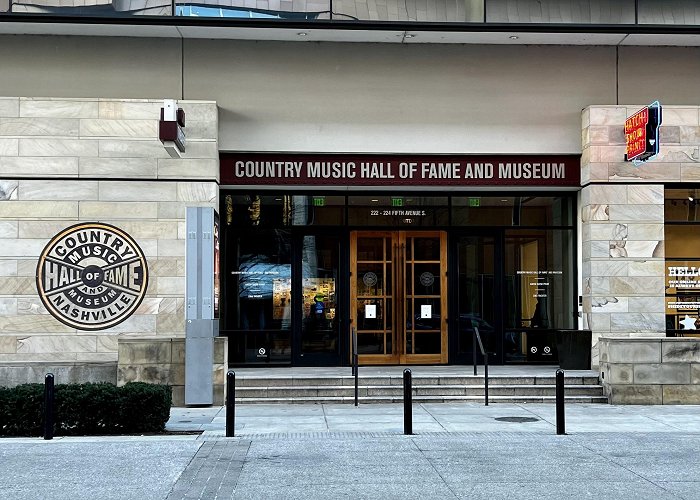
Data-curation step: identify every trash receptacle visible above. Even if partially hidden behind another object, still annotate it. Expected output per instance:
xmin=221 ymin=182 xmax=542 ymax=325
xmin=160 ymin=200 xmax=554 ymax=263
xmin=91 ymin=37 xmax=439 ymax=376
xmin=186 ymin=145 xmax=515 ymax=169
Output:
xmin=556 ymin=329 xmax=592 ymax=370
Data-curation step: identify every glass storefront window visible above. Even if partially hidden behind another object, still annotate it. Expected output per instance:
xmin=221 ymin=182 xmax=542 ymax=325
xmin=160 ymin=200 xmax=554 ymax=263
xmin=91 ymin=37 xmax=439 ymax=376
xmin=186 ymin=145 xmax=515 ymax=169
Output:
xmin=222 ymin=191 xmax=575 ymax=365
xmin=292 ymin=196 xmax=345 ymax=226
xmin=485 ymin=0 xmax=635 ymax=24
xmin=301 ymin=235 xmax=340 ymax=355
xmin=638 ymin=0 xmax=700 ymax=25
xmin=224 ymin=194 xmax=344 ymax=227
xmin=666 ymin=188 xmax=700 ymax=337
xmin=452 ymin=196 xmax=572 ymax=226
xmin=665 ymin=189 xmax=700 ymax=223
xmin=504 ymin=229 xmax=575 ymax=362
xmin=4 ymin=0 xmax=171 ymax=15
xmin=223 ymin=228 xmax=292 ymax=363
xmin=348 ymin=196 xmax=448 ymax=227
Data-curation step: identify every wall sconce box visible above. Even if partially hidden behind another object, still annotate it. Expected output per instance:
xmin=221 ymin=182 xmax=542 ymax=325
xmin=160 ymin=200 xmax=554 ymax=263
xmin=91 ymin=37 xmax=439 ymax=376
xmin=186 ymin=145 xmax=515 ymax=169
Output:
xmin=159 ymin=99 xmax=186 ymax=158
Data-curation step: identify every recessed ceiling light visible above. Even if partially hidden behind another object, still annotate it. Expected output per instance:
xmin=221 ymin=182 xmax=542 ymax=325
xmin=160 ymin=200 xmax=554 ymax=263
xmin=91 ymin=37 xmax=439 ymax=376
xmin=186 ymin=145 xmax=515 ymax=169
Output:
xmin=689 ymin=196 xmax=694 ymax=202
xmin=371 ymin=199 xmax=379 ymax=203
xmin=501 ymin=199 xmax=509 ymax=202
xmin=509 ymin=35 xmax=519 ymax=40
xmin=297 ymin=32 xmax=308 ymax=36
xmin=405 ymin=34 xmax=416 ymax=39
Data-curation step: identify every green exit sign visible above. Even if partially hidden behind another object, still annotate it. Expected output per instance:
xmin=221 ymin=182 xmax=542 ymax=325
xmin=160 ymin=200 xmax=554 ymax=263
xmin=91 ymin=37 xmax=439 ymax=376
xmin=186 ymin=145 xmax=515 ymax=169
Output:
xmin=313 ymin=197 xmax=325 ymax=207
xmin=469 ymin=198 xmax=481 ymax=207
xmin=391 ymin=197 xmax=404 ymax=207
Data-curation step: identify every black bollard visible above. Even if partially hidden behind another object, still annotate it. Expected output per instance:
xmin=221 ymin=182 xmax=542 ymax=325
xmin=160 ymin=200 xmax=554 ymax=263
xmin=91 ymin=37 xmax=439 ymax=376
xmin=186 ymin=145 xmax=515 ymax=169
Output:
xmin=556 ymin=369 xmax=565 ymax=435
xmin=43 ymin=373 xmax=54 ymax=440
xmin=226 ymin=370 xmax=236 ymax=438
xmin=403 ymin=369 xmax=412 ymax=435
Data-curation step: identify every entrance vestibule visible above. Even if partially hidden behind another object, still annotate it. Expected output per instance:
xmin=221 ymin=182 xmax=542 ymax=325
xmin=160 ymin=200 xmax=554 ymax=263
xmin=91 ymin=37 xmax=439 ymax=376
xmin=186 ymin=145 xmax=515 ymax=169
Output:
xmin=220 ymin=192 xmax=576 ymax=367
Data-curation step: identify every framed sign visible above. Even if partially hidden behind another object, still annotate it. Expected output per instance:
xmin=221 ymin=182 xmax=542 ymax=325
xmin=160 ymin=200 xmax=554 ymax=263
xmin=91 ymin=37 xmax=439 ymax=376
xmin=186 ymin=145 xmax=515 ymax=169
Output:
xmin=625 ymin=101 xmax=662 ymax=164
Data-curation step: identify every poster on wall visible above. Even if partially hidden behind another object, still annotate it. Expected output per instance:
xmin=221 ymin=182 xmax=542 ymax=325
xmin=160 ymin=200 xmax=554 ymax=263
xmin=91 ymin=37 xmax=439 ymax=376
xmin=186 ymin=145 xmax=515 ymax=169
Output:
xmin=36 ymin=222 xmax=148 ymax=331
xmin=666 ymin=263 xmax=700 ymax=332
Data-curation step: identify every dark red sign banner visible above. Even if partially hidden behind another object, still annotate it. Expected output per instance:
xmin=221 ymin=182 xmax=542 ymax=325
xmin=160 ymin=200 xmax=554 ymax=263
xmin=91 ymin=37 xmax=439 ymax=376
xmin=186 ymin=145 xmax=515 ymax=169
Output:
xmin=220 ymin=154 xmax=581 ymax=187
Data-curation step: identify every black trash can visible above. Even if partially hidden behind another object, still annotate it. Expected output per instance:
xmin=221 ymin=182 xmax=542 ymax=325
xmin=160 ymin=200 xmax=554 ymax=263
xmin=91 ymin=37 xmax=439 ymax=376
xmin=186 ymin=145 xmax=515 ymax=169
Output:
xmin=556 ymin=329 xmax=592 ymax=370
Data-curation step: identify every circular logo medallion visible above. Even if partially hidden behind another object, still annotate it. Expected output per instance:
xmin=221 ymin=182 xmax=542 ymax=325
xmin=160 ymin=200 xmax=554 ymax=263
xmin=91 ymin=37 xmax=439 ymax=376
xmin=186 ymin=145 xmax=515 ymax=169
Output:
xmin=36 ymin=222 xmax=148 ymax=331
xmin=419 ymin=272 xmax=435 ymax=287
xmin=363 ymin=272 xmax=378 ymax=288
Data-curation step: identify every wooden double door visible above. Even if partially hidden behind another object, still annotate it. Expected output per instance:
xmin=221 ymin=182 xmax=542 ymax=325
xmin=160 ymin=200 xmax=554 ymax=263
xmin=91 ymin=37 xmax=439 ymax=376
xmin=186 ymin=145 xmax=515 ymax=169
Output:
xmin=350 ymin=231 xmax=448 ymax=364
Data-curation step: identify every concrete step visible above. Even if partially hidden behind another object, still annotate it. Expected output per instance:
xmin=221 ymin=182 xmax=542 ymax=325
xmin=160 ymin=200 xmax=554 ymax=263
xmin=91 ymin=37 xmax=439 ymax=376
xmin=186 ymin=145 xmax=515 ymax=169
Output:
xmin=235 ymin=395 xmax=609 ymax=404
xmin=235 ymin=375 xmax=601 ymax=387
xmin=236 ymin=384 xmax=603 ymax=399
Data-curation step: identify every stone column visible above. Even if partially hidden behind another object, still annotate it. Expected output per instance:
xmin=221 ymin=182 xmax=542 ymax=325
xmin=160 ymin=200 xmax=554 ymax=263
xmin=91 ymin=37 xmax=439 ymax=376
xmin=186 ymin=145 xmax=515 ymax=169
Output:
xmin=581 ymin=106 xmax=675 ymax=369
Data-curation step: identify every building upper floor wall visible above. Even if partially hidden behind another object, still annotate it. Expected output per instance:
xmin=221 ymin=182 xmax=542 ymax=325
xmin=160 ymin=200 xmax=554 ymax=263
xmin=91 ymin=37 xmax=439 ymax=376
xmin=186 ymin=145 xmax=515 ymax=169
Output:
xmin=2 ymin=0 xmax=699 ymax=26
xmin=2 ymin=37 xmax=699 ymax=154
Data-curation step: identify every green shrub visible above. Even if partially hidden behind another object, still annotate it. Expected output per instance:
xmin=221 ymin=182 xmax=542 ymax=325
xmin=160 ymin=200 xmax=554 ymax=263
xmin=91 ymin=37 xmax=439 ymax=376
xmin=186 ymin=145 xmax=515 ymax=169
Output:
xmin=0 ymin=382 xmax=171 ymax=437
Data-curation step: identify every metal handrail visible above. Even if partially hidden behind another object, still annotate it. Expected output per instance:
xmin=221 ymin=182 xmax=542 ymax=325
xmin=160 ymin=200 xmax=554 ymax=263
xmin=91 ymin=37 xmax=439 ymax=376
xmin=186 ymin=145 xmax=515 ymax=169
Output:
xmin=472 ymin=325 xmax=488 ymax=406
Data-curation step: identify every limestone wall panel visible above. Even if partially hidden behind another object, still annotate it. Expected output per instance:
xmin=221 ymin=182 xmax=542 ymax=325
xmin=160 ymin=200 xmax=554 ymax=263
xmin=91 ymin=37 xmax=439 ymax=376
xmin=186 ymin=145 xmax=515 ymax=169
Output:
xmin=79 ymin=157 xmax=158 ymax=178
xmin=0 ymin=98 xmax=218 ymax=379
xmin=20 ymin=99 xmax=99 ymax=119
xmin=0 ymin=139 xmax=19 ymax=156
xmin=19 ymin=138 xmax=98 ymax=157
xmin=19 ymin=180 xmax=99 ymax=201
xmin=0 ymin=157 xmax=79 ymax=177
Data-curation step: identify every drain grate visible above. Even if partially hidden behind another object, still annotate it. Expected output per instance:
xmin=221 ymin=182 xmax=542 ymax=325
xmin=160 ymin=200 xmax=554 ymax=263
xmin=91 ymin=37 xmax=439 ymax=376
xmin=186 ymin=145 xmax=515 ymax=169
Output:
xmin=494 ymin=416 xmax=540 ymax=423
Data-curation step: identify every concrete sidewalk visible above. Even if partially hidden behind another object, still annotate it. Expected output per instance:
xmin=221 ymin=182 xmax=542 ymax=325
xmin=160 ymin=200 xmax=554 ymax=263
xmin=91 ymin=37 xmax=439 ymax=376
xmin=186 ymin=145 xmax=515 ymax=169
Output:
xmin=167 ymin=403 xmax=700 ymax=436
xmin=3 ymin=404 xmax=700 ymax=500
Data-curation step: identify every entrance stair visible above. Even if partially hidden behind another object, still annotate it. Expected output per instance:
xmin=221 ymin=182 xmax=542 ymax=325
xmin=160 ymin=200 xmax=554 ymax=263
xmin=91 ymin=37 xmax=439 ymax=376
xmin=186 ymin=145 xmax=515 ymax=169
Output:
xmin=232 ymin=366 xmax=607 ymax=404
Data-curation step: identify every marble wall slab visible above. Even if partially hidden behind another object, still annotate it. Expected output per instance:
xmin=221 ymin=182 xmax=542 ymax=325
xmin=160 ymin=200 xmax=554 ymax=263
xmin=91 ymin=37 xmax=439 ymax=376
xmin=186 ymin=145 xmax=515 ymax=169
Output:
xmin=0 ymin=98 xmax=218 ymax=383
xmin=582 ymin=106 xmax=700 ymax=373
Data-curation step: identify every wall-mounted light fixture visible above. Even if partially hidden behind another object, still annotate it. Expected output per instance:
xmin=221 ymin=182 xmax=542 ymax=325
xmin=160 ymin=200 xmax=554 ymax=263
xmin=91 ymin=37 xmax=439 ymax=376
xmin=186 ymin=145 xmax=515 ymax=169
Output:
xmin=159 ymin=99 xmax=186 ymax=158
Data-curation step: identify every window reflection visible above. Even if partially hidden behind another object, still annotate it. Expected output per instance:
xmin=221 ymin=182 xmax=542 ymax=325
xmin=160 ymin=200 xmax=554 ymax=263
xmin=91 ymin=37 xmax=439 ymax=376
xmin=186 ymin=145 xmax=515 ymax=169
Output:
xmin=666 ymin=188 xmax=700 ymax=338
xmin=301 ymin=235 xmax=339 ymax=355
xmin=486 ymin=0 xmax=634 ymax=23
xmin=453 ymin=196 xmax=571 ymax=226
xmin=224 ymin=229 xmax=292 ymax=363
xmin=6 ymin=0 xmax=171 ymax=15
xmin=638 ymin=0 xmax=700 ymax=25
xmin=504 ymin=229 xmax=574 ymax=362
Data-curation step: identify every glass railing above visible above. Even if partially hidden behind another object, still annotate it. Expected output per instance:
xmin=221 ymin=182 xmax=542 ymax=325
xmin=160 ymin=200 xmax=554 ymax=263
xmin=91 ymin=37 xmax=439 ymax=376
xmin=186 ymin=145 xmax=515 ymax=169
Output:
xmin=3 ymin=0 xmax=171 ymax=15
xmin=1 ymin=0 xmax=698 ymax=27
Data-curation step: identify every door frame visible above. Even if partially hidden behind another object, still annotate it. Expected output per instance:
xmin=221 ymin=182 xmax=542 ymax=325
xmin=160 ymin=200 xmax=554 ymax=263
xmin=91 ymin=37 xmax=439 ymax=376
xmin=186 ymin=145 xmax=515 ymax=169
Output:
xmin=350 ymin=230 xmax=448 ymax=365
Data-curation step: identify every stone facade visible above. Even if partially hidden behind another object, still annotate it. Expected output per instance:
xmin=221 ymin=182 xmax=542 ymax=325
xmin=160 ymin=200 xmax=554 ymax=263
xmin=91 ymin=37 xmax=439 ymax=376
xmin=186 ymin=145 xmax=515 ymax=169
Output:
xmin=117 ymin=336 xmax=228 ymax=406
xmin=599 ymin=337 xmax=700 ymax=404
xmin=0 ymin=97 xmax=218 ymax=386
xmin=581 ymin=105 xmax=700 ymax=370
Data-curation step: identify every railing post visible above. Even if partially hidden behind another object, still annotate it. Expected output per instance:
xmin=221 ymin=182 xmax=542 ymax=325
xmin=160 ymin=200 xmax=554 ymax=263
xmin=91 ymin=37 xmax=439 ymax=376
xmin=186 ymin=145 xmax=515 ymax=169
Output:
xmin=403 ymin=368 xmax=412 ymax=435
xmin=484 ymin=352 xmax=489 ymax=406
xmin=226 ymin=370 xmax=235 ymax=438
xmin=472 ymin=328 xmax=477 ymax=376
xmin=43 ymin=373 xmax=54 ymax=440
xmin=353 ymin=327 xmax=359 ymax=407
xmin=556 ymin=368 xmax=565 ymax=435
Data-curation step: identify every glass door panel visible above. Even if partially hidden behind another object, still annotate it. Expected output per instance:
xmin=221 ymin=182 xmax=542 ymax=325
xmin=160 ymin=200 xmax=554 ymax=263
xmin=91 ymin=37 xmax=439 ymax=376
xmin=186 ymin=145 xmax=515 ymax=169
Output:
xmin=351 ymin=231 xmax=447 ymax=365
xmin=456 ymin=235 xmax=500 ymax=363
xmin=300 ymin=235 xmax=339 ymax=358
